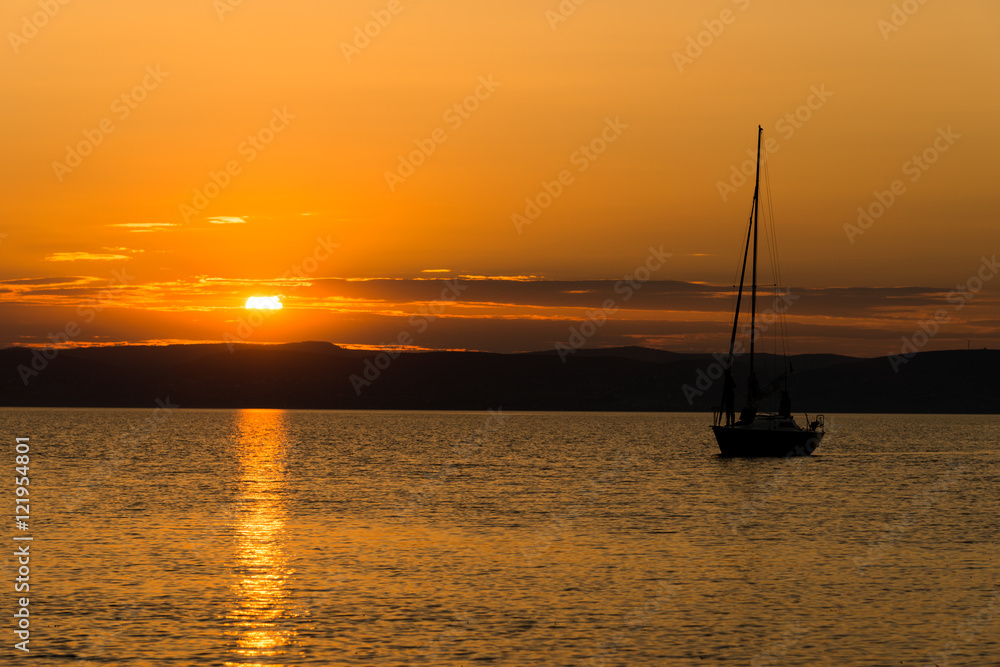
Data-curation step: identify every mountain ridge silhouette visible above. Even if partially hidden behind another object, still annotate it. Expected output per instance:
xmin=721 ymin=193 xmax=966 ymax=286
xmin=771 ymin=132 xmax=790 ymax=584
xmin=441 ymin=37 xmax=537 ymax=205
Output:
xmin=1 ymin=343 xmax=996 ymax=413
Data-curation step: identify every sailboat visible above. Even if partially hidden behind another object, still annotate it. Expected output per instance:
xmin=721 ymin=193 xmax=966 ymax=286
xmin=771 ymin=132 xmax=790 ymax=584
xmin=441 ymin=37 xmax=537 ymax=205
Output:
xmin=711 ymin=126 xmax=825 ymax=457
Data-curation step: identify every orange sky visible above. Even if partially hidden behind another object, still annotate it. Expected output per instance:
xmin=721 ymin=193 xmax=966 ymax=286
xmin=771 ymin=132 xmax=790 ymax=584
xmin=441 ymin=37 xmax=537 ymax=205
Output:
xmin=2 ymin=0 xmax=998 ymax=356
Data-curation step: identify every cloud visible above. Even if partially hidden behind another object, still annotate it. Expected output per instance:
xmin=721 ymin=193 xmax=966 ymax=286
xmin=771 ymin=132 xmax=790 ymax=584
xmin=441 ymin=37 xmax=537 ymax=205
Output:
xmin=456 ymin=275 xmax=545 ymax=282
xmin=109 ymin=223 xmax=178 ymax=232
xmin=0 ymin=276 xmax=88 ymax=286
xmin=207 ymin=216 xmax=246 ymax=225
xmin=45 ymin=252 xmax=130 ymax=262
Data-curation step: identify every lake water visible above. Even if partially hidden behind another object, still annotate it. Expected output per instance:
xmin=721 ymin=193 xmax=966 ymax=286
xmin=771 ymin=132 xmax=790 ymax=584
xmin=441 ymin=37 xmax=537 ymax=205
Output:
xmin=3 ymin=409 xmax=998 ymax=666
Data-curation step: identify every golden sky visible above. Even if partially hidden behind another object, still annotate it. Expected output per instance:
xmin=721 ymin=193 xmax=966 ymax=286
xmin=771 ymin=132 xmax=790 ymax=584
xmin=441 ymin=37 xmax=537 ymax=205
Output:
xmin=1 ymin=0 xmax=998 ymax=355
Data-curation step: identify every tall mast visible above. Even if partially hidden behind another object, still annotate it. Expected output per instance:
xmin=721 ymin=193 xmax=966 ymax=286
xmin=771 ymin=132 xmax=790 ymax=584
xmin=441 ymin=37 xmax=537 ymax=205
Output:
xmin=748 ymin=125 xmax=762 ymax=405
xmin=725 ymin=207 xmax=753 ymax=369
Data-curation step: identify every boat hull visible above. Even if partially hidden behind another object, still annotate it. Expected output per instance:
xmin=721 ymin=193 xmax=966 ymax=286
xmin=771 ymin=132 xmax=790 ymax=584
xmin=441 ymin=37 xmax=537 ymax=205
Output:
xmin=712 ymin=425 xmax=823 ymax=458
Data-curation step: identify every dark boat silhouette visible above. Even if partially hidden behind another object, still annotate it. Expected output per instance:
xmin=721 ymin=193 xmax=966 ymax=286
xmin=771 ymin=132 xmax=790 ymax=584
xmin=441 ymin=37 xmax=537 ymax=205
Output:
xmin=711 ymin=126 xmax=825 ymax=457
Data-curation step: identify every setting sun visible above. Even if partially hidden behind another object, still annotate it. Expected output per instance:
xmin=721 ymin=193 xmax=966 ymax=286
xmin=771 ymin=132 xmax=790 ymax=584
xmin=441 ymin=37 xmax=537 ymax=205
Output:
xmin=246 ymin=296 xmax=283 ymax=310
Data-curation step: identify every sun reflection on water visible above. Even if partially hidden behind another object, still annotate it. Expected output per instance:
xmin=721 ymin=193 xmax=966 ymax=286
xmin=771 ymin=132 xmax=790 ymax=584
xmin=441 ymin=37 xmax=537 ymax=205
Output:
xmin=223 ymin=409 xmax=299 ymax=666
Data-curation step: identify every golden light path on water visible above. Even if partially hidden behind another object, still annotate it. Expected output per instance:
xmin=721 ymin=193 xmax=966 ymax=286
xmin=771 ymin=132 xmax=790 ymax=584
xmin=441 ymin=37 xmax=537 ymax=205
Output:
xmin=224 ymin=409 xmax=298 ymax=666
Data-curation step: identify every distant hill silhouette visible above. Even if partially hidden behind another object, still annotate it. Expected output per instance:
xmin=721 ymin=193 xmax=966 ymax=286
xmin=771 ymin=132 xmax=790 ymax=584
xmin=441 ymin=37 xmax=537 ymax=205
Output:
xmin=0 ymin=343 xmax=996 ymax=413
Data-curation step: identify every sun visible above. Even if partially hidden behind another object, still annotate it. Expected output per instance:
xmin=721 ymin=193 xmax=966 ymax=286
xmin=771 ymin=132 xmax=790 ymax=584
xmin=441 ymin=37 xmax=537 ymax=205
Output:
xmin=245 ymin=296 xmax=283 ymax=310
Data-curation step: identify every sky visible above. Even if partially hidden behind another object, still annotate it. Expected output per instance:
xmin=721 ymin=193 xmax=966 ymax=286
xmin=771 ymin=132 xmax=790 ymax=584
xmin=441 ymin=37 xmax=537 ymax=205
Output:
xmin=1 ymin=0 xmax=998 ymax=356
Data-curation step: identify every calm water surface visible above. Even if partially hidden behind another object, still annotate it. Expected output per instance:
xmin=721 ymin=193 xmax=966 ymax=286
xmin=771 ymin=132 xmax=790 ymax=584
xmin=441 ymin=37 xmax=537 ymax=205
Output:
xmin=3 ymin=409 xmax=998 ymax=666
